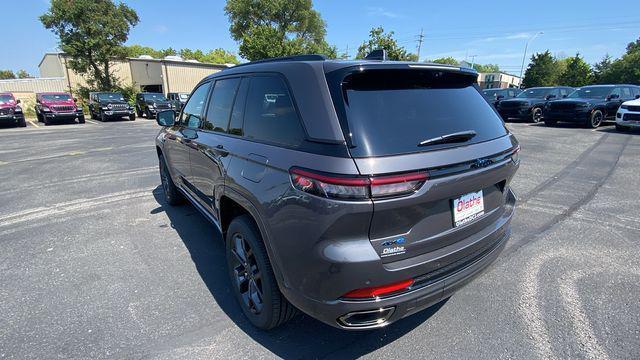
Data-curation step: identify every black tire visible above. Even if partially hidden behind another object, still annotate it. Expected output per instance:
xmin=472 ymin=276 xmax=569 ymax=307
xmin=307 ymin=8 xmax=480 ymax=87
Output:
xmin=129 ymin=114 xmax=136 ymax=121
xmin=18 ymin=118 xmax=27 ymax=127
xmin=615 ymin=124 xmax=628 ymax=132
xmin=90 ymin=109 xmax=95 ymax=120
xmin=136 ymin=106 xmax=143 ymax=117
xmin=78 ymin=116 xmax=85 ymax=124
xmin=544 ymin=119 xmax=557 ymax=127
xmin=226 ymin=215 xmax=297 ymax=330
xmin=36 ymin=112 xmax=42 ymax=122
xmin=159 ymin=154 xmax=183 ymax=206
xmin=587 ymin=110 xmax=603 ymax=129
xmin=100 ymin=112 xmax=107 ymax=122
xmin=145 ymin=108 xmax=154 ymax=119
xmin=44 ymin=116 xmax=51 ymax=126
xmin=531 ymin=107 xmax=543 ymax=123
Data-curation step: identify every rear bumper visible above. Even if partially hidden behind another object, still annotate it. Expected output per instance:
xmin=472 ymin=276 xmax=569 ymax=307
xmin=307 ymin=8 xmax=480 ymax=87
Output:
xmin=282 ymin=188 xmax=516 ymax=330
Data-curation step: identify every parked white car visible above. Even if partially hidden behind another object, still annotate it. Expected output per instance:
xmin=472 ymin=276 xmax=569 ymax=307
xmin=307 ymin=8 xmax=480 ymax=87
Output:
xmin=616 ymin=98 xmax=640 ymax=131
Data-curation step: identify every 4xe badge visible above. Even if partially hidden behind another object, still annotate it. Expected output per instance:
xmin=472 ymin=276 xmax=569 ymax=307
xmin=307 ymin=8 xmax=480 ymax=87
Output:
xmin=380 ymin=237 xmax=406 ymax=257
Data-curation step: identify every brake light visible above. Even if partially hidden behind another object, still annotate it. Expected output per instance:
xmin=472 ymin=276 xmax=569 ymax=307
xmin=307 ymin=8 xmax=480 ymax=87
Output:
xmin=289 ymin=168 xmax=428 ymax=200
xmin=342 ymin=279 xmax=414 ymax=299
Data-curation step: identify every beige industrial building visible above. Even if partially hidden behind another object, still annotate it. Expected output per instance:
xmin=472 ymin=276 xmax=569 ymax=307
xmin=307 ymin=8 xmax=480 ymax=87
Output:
xmin=477 ymin=72 xmax=522 ymax=89
xmin=38 ymin=53 xmax=230 ymax=95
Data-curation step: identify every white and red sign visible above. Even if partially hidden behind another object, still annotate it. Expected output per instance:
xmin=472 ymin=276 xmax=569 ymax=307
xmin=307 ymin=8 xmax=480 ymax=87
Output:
xmin=453 ymin=190 xmax=485 ymax=227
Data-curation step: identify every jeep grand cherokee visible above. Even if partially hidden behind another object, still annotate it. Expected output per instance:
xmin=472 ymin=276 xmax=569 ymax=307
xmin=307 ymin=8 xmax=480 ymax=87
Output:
xmin=154 ymin=53 xmax=520 ymax=330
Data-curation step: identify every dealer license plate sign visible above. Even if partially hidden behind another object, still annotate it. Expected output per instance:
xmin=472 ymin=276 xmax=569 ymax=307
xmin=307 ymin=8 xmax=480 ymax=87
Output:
xmin=452 ymin=190 xmax=485 ymax=227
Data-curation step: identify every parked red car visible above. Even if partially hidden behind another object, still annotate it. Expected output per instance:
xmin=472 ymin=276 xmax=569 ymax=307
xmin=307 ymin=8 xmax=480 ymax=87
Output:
xmin=0 ymin=92 xmax=26 ymax=127
xmin=35 ymin=92 xmax=85 ymax=125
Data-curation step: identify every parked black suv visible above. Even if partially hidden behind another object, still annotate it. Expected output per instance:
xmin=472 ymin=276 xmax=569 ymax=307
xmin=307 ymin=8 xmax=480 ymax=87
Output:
xmin=497 ymin=86 xmax=573 ymax=123
xmin=482 ymin=88 xmax=521 ymax=107
xmin=154 ymin=54 xmax=520 ymax=330
xmin=135 ymin=92 xmax=174 ymax=119
xmin=89 ymin=92 xmax=136 ymax=121
xmin=167 ymin=92 xmax=189 ymax=112
xmin=544 ymin=84 xmax=640 ymax=128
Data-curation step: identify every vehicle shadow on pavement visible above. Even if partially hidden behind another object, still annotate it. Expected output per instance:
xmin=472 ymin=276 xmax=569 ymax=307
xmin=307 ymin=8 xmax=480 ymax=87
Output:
xmin=152 ymin=187 xmax=447 ymax=359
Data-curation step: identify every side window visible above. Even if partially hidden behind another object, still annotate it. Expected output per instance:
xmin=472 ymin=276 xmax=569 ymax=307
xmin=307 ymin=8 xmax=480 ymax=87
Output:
xmin=203 ymin=78 xmax=241 ymax=133
xmin=610 ymin=87 xmax=622 ymax=98
xmin=622 ymin=87 xmax=632 ymax=99
xmin=180 ymin=82 xmax=211 ymax=128
xmin=243 ymin=75 xmax=305 ymax=147
xmin=633 ymin=87 xmax=640 ymax=98
xmin=560 ymin=88 xmax=569 ymax=97
xmin=229 ymin=78 xmax=249 ymax=136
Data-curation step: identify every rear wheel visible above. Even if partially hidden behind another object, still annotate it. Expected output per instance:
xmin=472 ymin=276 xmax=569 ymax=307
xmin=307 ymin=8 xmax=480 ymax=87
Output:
xmin=531 ymin=107 xmax=543 ymax=123
xmin=544 ymin=119 xmax=557 ymax=127
xmin=587 ymin=110 xmax=603 ymax=128
xmin=18 ymin=118 xmax=26 ymax=127
xmin=226 ymin=215 xmax=297 ymax=330
xmin=129 ymin=114 xmax=136 ymax=121
xmin=78 ymin=116 xmax=85 ymax=124
xmin=159 ymin=154 xmax=183 ymax=206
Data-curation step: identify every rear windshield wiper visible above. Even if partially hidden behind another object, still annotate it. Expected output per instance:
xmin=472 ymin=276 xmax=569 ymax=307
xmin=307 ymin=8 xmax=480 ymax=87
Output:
xmin=418 ymin=130 xmax=477 ymax=147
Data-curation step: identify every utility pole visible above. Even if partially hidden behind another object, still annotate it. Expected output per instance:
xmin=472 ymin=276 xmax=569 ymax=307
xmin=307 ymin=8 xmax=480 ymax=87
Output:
xmin=345 ymin=44 xmax=349 ymax=60
xmin=416 ymin=28 xmax=424 ymax=60
xmin=469 ymin=54 xmax=478 ymax=69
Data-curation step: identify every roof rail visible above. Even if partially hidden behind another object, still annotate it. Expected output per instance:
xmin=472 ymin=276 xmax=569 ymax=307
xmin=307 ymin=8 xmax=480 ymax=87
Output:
xmin=227 ymin=54 xmax=328 ymax=69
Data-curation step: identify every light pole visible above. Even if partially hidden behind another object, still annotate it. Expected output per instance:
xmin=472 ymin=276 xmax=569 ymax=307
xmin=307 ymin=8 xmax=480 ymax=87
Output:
xmin=519 ymin=31 xmax=543 ymax=83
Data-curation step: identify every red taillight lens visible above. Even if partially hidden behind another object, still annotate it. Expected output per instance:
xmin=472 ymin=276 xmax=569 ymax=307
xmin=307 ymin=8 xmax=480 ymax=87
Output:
xmin=342 ymin=279 xmax=414 ymax=299
xmin=289 ymin=168 xmax=428 ymax=200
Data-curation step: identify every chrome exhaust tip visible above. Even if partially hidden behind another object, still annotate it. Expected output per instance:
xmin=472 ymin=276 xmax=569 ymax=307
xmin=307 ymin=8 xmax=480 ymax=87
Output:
xmin=337 ymin=307 xmax=395 ymax=329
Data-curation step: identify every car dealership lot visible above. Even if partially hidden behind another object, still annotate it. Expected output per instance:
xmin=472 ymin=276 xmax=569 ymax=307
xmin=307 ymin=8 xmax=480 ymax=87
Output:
xmin=0 ymin=121 xmax=638 ymax=359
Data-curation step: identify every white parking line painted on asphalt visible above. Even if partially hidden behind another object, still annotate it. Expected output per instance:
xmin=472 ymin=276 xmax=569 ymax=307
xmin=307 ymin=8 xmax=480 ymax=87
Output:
xmin=28 ymin=120 xmax=39 ymax=128
xmin=86 ymin=119 xmax=100 ymax=125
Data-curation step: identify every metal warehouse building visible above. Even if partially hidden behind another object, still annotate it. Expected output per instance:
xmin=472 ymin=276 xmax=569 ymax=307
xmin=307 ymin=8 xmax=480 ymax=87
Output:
xmin=38 ymin=53 xmax=231 ymax=95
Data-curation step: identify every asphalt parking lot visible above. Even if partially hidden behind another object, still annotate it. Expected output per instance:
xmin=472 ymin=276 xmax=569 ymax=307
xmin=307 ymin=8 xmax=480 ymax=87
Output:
xmin=0 ymin=118 xmax=638 ymax=359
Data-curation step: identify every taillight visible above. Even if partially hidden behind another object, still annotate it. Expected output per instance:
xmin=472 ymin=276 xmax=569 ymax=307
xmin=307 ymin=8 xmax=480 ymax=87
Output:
xmin=342 ymin=279 xmax=414 ymax=299
xmin=289 ymin=168 xmax=428 ymax=200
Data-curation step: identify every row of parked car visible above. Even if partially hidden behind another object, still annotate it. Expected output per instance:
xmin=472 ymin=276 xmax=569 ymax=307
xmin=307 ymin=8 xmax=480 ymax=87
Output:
xmin=483 ymin=84 xmax=640 ymax=130
xmin=0 ymin=90 xmax=191 ymax=127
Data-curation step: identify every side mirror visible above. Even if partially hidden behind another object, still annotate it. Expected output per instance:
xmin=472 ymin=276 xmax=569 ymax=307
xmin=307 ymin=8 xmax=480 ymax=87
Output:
xmin=73 ymin=98 xmax=78 ymax=102
xmin=546 ymin=94 xmax=557 ymax=100
xmin=16 ymin=99 xmax=21 ymax=104
xmin=607 ymin=94 xmax=620 ymax=101
xmin=635 ymin=94 xmax=640 ymax=99
xmin=156 ymin=110 xmax=176 ymax=127
xmin=496 ymin=95 xmax=505 ymax=100
xmin=562 ymin=94 xmax=568 ymax=98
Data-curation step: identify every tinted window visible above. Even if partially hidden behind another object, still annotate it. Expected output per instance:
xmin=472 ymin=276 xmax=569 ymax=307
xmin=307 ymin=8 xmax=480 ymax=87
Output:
xmin=560 ymin=88 xmax=570 ymax=97
xmin=243 ymin=76 xmax=305 ymax=147
xmin=332 ymin=69 xmax=508 ymax=157
xmin=622 ymin=87 xmax=632 ymax=98
xmin=568 ymin=87 xmax=612 ymax=99
xmin=180 ymin=82 xmax=211 ymax=128
xmin=203 ymin=78 xmax=240 ymax=133
xmin=229 ymin=78 xmax=249 ymax=136
xmin=633 ymin=87 xmax=640 ymax=98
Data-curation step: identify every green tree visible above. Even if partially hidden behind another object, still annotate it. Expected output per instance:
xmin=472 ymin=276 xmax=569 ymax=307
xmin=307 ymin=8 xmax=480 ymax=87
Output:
xmin=474 ymin=63 xmax=500 ymax=73
xmin=558 ymin=53 xmax=592 ymax=86
xmin=40 ymin=0 xmax=139 ymax=91
xmin=225 ymin=0 xmax=336 ymax=61
xmin=356 ymin=27 xmax=418 ymax=61
xmin=430 ymin=57 xmax=459 ymax=65
xmin=0 ymin=70 xmax=16 ymax=79
xmin=124 ymin=45 xmax=165 ymax=59
xmin=604 ymin=40 xmax=640 ymax=84
xmin=522 ymin=51 xmax=561 ymax=88
xmin=592 ymin=54 xmax=612 ymax=84
xmin=16 ymin=70 xmax=33 ymax=79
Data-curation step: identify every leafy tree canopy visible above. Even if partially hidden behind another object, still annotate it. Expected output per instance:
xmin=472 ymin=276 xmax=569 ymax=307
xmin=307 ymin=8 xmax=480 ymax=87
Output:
xmin=558 ymin=53 xmax=592 ymax=87
xmin=40 ymin=0 xmax=139 ymax=91
xmin=430 ymin=57 xmax=459 ymax=65
xmin=124 ymin=46 xmax=239 ymax=64
xmin=522 ymin=51 xmax=562 ymax=88
xmin=0 ymin=70 xmax=16 ymax=80
xmin=17 ymin=70 xmax=33 ymax=79
xmin=357 ymin=27 xmax=418 ymax=61
xmin=225 ymin=0 xmax=336 ymax=60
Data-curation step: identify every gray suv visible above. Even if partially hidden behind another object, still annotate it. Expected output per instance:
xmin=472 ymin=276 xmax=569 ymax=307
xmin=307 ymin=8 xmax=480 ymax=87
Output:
xmin=154 ymin=54 xmax=520 ymax=330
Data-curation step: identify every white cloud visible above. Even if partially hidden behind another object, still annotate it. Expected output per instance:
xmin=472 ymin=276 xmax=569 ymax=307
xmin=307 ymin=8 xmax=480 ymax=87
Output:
xmin=479 ymin=32 xmax=532 ymax=43
xmin=366 ymin=6 xmax=402 ymax=18
xmin=153 ymin=25 xmax=168 ymax=33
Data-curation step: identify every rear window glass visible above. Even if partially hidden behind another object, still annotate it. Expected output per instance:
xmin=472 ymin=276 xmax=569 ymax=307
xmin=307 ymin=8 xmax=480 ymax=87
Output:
xmin=331 ymin=69 xmax=508 ymax=157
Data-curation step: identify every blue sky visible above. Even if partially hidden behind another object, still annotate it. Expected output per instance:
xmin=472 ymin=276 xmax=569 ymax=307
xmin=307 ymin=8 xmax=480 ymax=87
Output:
xmin=2 ymin=0 xmax=639 ymax=76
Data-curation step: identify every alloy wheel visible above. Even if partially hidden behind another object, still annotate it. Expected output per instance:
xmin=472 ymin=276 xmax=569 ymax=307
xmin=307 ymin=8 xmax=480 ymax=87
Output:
xmin=592 ymin=112 xmax=603 ymax=127
xmin=532 ymin=108 xmax=542 ymax=123
xmin=230 ymin=233 xmax=264 ymax=314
